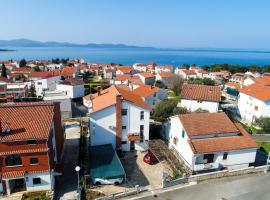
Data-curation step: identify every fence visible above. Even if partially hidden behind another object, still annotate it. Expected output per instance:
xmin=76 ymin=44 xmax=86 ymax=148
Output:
xmin=163 ymin=165 xmax=267 ymax=187
xmin=94 ymin=186 xmax=149 ymax=200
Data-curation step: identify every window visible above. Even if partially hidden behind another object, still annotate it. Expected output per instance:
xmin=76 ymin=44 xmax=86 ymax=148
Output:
xmin=5 ymin=155 xmax=22 ymax=166
xmin=140 ymin=125 xmax=144 ymax=137
xmin=197 ymin=100 xmax=202 ymax=103
xmin=223 ymin=152 xmax=228 ymax=160
xmin=254 ymin=106 xmax=258 ymax=111
xmin=182 ymin=130 xmax=185 ymax=138
xmin=173 ymin=137 xmax=178 ymax=145
xmin=37 ymin=82 xmax=42 ymax=85
xmin=122 ymin=125 xmax=126 ymax=130
xmin=203 ymin=154 xmax=214 ymax=164
xmin=30 ymin=158 xmax=39 ymax=165
xmin=140 ymin=111 xmax=144 ymax=120
xmin=121 ymin=109 xmax=127 ymax=116
xmin=121 ymin=141 xmax=127 ymax=144
xmin=33 ymin=178 xmax=41 ymax=185
xmin=27 ymin=140 xmax=37 ymax=145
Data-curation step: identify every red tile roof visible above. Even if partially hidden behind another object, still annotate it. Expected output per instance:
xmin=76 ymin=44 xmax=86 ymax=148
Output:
xmin=188 ymin=123 xmax=257 ymax=154
xmin=0 ymin=102 xmax=55 ymax=141
xmin=83 ymin=85 xmax=150 ymax=113
xmin=239 ymin=83 xmax=270 ymax=101
xmin=139 ymin=72 xmax=155 ymax=78
xmin=181 ymin=84 xmax=221 ymax=102
xmin=29 ymin=71 xmax=54 ymax=78
xmin=117 ymin=66 xmax=134 ymax=73
xmin=252 ymin=76 xmax=270 ymax=86
xmin=0 ymin=76 xmax=8 ymax=83
xmin=0 ymin=147 xmax=48 ymax=156
xmin=2 ymin=170 xmax=25 ymax=179
xmin=183 ymin=70 xmax=197 ymax=75
xmin=133 ymin=85 xmax=158 ymax=98
xmin=225 ymin=82 xmax=240 ymax=90
xmin=11 ymin=68 xmax=31 ymax=73
xmin=179 ymin=112 xmax=239 ymax=137
xmin=159 ymin=72 xmax=172 ymax=78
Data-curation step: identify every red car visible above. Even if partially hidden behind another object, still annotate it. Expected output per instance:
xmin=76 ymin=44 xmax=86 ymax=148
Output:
xmin=143 ymin=151 xmax=158 ymax=165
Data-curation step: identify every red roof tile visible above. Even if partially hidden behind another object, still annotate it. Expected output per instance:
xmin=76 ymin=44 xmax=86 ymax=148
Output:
xmin=2 ymin=171 xmax=25 ymax=179
xmin=179 ymin=112 xmax=239 ymax=137
xmin=239 ymin=83 xmax=270 ymax=101
xmin=188 ymin=123 xmax=257 ymax=154
xmin=181 ymin=84 xmax=221 ymax=102
xmin=0 ymin=102 xmax=55 ymax=141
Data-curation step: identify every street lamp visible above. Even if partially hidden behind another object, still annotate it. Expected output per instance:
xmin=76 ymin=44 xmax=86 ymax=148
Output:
xmin=75 ymin=166 xmax=81 ymax=200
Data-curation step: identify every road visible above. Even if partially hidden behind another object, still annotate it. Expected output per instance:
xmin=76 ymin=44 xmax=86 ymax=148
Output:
xmin=252 ymin=134 xmax=270 ymax=142
xmin=132 ymin=173 xmax=270 ymax=200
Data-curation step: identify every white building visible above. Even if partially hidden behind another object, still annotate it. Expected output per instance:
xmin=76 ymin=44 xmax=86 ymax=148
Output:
xmin=56 ymin=78 xmax=84 ymax=99
xmin=133 ymin=63 xmax=147 ymax=72
xmin=238 ymin=83 xmax=270 ymax=124
xmin=83 ymin=85 xmax=151 ymax=152
xmin=179 ymin=84 xmax=221 ymax=113
xmin=137 ymin=72 xmax=155 ymax=85
xmin=168 ymin=112 xmax=257 ymax=172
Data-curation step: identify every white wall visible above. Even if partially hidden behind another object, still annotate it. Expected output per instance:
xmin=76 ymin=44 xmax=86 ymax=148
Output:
xmin=238 ymin=92 xmax=270 ymax=124
xmin=180 ymin=99 xmax=219 ymax=113
xmin=25 ymin=172 xmax=54 ymax=192
xmin=90 ymin=105 xmax=117 ymax=148
xmin=56 ymin=84 xmax=84 ymax=98
xmin=168 ymin=116 xmax=194 ymax=168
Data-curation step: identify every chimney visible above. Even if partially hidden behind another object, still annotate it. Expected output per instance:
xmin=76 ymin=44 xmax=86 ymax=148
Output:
xmin=115 ymin=94 xmax=123 ymax=150
xmin=97 ymin=86 xmax=102 ymax=96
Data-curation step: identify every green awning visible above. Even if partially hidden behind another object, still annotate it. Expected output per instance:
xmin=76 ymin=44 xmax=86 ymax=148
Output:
xmin=226 ymin=87 xmax=239 ymax=97
xmin=90 ymin=144 xmax=125 ymax=179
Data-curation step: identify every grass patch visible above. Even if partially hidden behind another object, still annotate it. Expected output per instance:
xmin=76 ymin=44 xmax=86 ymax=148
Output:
xmin=168 ymin=90 xmax=177 ymax=98
xmin=256 ymin=141 xmax=270 ymax=153
xmin=21 ymin=191 xmax=50 ymax=200
xmin=86 ymin=190 xmax=105 ymax=200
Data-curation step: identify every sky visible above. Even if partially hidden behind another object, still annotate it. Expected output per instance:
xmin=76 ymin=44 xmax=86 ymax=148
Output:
xmin=1 ymin=0 xmax=270 ymax=49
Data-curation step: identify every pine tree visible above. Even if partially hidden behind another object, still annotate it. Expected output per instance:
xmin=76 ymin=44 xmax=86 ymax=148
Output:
xmin=1 ymin=63 xmax=7 ymax=78
xmin=28 ymin=82 xmax=37 ymax=97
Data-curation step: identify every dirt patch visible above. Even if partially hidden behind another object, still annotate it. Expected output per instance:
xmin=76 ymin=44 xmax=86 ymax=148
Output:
xmin=149 ymin=139 xmax=191 ymax=179
xmin=86 ymin=190 xmax=105 ymax=200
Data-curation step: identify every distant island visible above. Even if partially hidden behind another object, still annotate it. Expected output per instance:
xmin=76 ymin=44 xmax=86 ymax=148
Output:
xmin=0 ymin=38 xmax=154 ymax=49
xmin=0 ymin=48 xmax=15 ymax=51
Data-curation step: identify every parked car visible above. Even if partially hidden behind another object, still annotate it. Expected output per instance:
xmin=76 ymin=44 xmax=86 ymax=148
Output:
xmin=93 ymin=177 xmax=124 ymax=185
xmin=143 ymin=151 xmax=158 ymax=165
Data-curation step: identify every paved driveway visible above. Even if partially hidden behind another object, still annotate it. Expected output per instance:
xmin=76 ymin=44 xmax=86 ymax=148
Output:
xmin=54 ymin=124 xmax=80 ymax=200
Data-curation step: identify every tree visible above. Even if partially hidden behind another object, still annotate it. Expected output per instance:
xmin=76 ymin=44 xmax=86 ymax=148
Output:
xmin=28 ymin=82 xmax=37 ymax=98
xmin=162 ymin=74 xmax=184 ymax=95
xmin=1 ymin=63 xmax=7 ymax=78
xmin=152 ymin=99 xmax=187 ymax=122
xmin=19 ymin=59 xmax=27 ymax=68
xmin=194 ymin=108 xmax=209 ymax=113
xmin=187 ymin=78 xmax=215 ymax=86
xmin=255 ymin=117 xmax=270 ymax=134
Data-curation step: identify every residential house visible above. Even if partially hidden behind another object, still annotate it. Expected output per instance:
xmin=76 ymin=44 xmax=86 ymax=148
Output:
xmin=56 ymin=78 xmax=84 ymax=99
xmin=61 ymin=66 xmax=78 ymax=78
xmin=6 ymin=83 xmax=28 ymax=99
xmin=179 ymin=70 xmax=197 ymax=79
xmin=137 ymin=72 xmax=155 ymax=85
xmin=168 ymin=112 xmax=257 ymax=172
xmin=154 ymin=65 xmax=173 ymax=74
xmin=11 ymin=68 xmax=32 ymax=80
xmin=0 ymin=102 xmax=64 ymax=195
xmin=132 ymin=85 xmax=159 ymax=107
xmin=115 ymin=66 xmax=136 ymax=75
xmin=155 ymin=72 xmax=173 ymax=82
xmin=28 ymin=72 xmax=61 ymax=97
xmin=179 ymin=84 xmax=221 ymax=113
xmin=83 ymin=85 xmax=151 ymax=152
xmin=238 ymin=83 xmax=270 ymax=124
xmin=133 ymin=63 xmax=147 ymax=72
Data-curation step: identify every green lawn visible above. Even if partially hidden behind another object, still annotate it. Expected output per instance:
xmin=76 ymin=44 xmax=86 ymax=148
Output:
xmin=256 ymin=141 xmax=270 ymax=153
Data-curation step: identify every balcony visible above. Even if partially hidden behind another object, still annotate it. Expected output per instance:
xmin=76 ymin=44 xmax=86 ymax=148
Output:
xmin=127 ymin=134 xmax=143 ymax=141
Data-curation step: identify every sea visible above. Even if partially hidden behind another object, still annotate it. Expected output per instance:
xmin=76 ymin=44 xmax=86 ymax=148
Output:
xmin=1 ymin=47 xmax=270 ymax=68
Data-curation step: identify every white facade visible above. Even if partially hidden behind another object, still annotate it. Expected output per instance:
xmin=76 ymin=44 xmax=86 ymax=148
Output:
xmin=179 ymin=99 xmax=219 ymax=113
xmin=168 ymin=116 xmax=257 ymax=172
xmin=89 ymin=101 xmax=150 ymax=152
xmin=56 ymin=83 xmax=84 ymax=98
xmin=238 ymin=92 xmax=270 ymax=124
xmin=27 ymin=76 xmax=61 ymax=97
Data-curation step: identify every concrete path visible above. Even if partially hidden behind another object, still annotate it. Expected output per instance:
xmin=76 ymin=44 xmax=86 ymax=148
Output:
xmin=54 ymin=125 xmax=80 ymax=200
xmin=129 ymin=173 xmax=270 ymax=200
